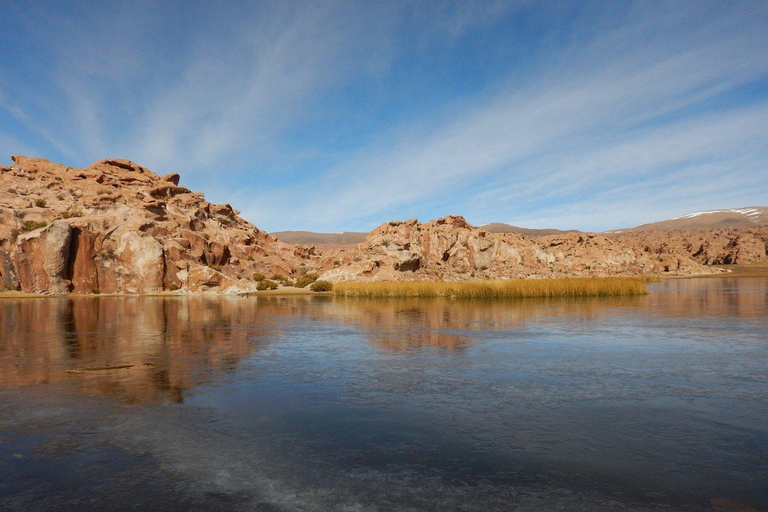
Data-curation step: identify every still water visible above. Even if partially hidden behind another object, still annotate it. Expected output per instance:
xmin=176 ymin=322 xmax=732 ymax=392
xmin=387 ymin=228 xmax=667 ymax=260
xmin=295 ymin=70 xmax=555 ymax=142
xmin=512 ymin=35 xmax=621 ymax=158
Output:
xmin=0 ymin=278 xmax=766 ymax=511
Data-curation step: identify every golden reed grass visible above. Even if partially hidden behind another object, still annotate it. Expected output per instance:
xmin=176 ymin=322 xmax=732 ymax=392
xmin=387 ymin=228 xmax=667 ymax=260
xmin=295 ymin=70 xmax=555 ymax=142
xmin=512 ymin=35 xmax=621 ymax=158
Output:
xmin=333 ymin=277 xmax=652 ymax=299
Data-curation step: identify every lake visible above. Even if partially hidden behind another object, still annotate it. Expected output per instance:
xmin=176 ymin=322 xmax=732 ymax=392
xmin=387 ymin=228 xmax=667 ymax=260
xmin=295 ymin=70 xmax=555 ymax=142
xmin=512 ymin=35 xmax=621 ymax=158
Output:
xmin=1 ymin=278 xmax=766 ymax=511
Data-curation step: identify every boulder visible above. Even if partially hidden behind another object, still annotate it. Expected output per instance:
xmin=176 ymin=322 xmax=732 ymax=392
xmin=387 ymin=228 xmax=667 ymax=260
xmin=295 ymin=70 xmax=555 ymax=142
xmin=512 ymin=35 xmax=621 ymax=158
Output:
xmin=161 ymin=172 xmax=181 ymax=185
xmin=186 ymin=264 xmax=252 ymax=293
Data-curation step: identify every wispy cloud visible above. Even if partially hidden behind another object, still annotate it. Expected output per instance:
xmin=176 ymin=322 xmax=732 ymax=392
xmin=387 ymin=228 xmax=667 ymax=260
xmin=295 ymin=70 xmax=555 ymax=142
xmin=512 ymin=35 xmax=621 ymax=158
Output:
xmin=1 ymin=1 xmax=766 ymax=232
xmin=243 ymin=2 xmax=768 ymax=231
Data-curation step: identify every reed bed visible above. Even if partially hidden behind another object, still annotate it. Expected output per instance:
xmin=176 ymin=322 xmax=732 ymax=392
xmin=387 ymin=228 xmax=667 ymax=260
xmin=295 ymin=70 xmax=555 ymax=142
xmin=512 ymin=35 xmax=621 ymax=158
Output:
xmin=333 ymin=277 xmax=650 ymax=299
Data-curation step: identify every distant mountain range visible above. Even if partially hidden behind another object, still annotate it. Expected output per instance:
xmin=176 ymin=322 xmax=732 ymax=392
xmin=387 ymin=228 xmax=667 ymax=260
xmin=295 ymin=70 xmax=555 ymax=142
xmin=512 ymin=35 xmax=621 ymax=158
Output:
xmin=271 ymin=231 xmax=368 ymax=245
xmin=617 ymin=206 xmax=768 ymax=232
xmin=271 ymin=224 xmax=579 ymax=244
xmin=479 ymin=223 xmax=580 ymax=236
xmin=273 ymin=207 xmax=768 ymax=244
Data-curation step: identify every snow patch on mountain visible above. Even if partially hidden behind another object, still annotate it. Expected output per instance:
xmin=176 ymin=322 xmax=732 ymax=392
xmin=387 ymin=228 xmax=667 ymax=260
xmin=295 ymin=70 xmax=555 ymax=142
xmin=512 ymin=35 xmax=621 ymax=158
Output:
xmin=675 ymin=207 xmax=767 ymax=220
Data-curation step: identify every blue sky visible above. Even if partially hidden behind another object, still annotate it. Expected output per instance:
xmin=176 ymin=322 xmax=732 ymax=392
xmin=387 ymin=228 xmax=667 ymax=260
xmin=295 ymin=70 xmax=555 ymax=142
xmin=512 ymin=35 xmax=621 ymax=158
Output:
xmin=1 ymin=1 xmax=767 ymax=232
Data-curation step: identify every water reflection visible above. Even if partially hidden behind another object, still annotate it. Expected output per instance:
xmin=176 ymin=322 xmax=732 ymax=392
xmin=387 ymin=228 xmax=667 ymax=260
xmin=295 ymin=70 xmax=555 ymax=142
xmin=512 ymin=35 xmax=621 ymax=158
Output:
xmin=0 ymin=297 xmax=282 ymax=403
xmin=302 ymin=295 xmax=648 ymax=352
xmin=0 ymin=278 xmax=765 ymax=403
xmin=0 ymin=278 xmax=766 ymax=511
xmin=255 ymin=277 xmax=768 ymax=353
xmin=649 ymin=277 xmax=768 ymax=318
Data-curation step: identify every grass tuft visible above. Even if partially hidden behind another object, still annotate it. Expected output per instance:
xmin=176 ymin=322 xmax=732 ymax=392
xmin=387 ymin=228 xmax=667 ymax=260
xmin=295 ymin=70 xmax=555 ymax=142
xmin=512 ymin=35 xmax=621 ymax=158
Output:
xmin=294 ymin=272 xmax=320 ymax=288
xmin=333 ymin=277 xmax=649 ymax=299
xmin=22 ymin=220 xmax=47 ymax=232
xmin=256 ymin=279 xmax=278 ymax=291
xmin=310 ymin=280 xmax=333 ymax=292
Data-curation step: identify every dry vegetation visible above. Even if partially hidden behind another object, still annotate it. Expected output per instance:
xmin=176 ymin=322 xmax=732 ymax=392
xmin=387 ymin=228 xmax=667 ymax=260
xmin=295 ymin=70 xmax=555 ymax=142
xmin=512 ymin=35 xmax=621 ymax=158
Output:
xmin=711 ymin=262 xmax=768 ymax=278
xmin=333 ymin=277 xmax=652 ymax=299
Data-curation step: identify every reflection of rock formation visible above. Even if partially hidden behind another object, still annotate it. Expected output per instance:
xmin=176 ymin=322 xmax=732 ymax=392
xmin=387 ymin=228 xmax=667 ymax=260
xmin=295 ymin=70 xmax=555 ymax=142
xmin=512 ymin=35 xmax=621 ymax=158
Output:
xmin=645 ymin=278 xmax=768 ymax=319
xmin=273 ymin=281 xmax=768 ymax=352
xmin=302 ymin=296 xmax=651 ymax=352
xmin=2 ymin=280 xmax=764 ymax=401
xmin=0 ymin=297 xmax=282 ymax=403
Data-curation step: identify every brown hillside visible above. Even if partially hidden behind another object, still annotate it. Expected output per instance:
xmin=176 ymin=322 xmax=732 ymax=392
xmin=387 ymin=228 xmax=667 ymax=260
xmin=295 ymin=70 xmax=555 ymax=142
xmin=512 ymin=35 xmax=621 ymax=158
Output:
xmin=481 ymin=222 xmax=580 ymax=237
xmin=623 ymin=207 xmax=768 ymax=232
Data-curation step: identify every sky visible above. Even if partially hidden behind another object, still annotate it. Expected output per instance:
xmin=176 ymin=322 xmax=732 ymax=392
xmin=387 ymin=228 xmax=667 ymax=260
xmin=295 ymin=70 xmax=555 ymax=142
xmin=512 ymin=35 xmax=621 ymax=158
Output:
xmin=1 ymin=0 xmax=767 ymax=233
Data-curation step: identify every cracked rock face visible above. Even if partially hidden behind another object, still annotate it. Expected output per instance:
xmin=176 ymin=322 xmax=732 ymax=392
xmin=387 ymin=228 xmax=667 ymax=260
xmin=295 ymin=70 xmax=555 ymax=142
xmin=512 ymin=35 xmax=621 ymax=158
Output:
xmin=0 ymin=156 xmax=315 ymax=294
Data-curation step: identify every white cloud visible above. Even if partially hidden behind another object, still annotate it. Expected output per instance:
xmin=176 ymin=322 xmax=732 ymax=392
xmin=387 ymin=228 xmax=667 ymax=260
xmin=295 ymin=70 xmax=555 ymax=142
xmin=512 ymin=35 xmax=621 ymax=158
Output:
xmin=2 ymin=1 xmax=767 ymax=233
xmin=242 ymin=2 xmax=768 ymax=231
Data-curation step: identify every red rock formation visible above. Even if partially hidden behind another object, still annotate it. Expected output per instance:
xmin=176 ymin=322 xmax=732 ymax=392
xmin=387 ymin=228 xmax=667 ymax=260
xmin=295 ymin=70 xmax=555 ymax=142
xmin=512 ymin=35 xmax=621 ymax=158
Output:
xmin=0 ymin=156 xmax=313 ymax=294
xmin=320 ymin=216 xmax=748 ymax=282
xmin=617 ymin=228 xmax=768 ymax=265
xmin=2 ymin=156 xmax=764 ymax=293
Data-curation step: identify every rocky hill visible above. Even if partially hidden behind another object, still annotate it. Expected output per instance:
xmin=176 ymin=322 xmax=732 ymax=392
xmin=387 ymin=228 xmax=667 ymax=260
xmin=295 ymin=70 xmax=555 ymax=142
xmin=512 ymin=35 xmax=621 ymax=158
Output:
xmin=0 ymin=156 xmax=318 ymax=294
xmin=320 ymin=216 xmax=739 ymax=282
xmin=616 ymin=227 xmax=768 ymax=265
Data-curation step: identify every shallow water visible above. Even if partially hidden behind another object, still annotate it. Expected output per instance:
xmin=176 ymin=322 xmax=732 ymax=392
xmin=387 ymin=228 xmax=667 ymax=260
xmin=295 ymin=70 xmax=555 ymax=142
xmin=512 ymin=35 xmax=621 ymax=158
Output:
xmin=0 ymin=278 xmax=766 ymax=511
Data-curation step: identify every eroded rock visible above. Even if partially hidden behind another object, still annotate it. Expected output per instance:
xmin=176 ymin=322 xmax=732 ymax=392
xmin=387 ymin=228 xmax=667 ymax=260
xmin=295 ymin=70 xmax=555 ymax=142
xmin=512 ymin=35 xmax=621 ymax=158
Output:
xmin=319 ymin=216 xmax=755 ymax=282
xmin=0 ymin=156 xmax=310 ymax=294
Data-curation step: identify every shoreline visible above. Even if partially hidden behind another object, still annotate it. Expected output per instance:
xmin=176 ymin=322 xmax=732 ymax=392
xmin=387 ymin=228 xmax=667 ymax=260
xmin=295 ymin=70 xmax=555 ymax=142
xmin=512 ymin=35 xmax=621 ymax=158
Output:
xmin=664 ymin=262 xmax=768 ymax=279
xmin=0 ymin=288 xmax=333 ymax=299
xmin=2 ymin=268 xmax=766 ymax=299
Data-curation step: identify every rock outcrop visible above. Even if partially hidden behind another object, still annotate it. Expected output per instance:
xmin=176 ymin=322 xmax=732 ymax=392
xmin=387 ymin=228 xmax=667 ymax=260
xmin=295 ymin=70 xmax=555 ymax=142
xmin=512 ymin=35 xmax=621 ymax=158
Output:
xmin=320 ymin=216 xmax=766 ymax=282
xmin=0 ymin=156 xmax=313 ymax=294
xmin=619 ymin=228 xmax=768 ymax=265
xmin=2 ymin=156 xmax=765 ymax=294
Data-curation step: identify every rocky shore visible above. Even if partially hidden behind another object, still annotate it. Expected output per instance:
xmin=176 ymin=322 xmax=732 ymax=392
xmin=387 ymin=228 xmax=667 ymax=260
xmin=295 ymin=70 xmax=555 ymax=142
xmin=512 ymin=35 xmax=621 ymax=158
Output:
xmin=2 ymin=156 xmax=766 ymax=295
